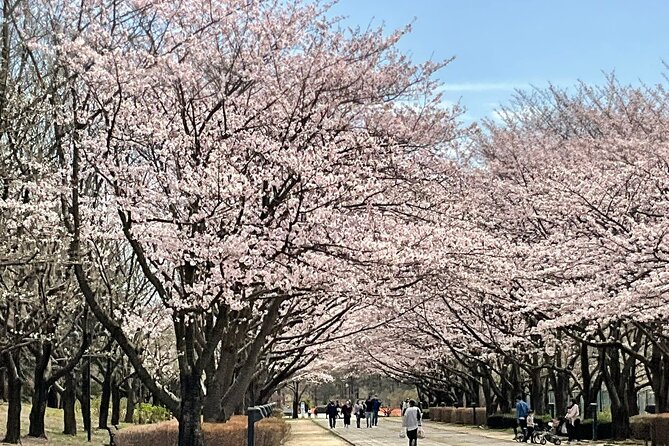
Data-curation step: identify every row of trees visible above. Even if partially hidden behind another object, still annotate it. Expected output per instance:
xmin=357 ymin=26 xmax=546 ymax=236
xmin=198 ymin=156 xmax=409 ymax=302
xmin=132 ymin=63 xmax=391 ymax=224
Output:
xmin=3 ymin=1 xmax=669 ymax=445
xmin=364 ymin=80 xmax=669 ymax=439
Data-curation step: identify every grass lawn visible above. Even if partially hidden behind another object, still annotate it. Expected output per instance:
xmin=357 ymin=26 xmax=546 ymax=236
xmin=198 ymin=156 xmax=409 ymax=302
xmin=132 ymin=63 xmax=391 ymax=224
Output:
xmin=0 ymin=402 xmax=124 ymax=445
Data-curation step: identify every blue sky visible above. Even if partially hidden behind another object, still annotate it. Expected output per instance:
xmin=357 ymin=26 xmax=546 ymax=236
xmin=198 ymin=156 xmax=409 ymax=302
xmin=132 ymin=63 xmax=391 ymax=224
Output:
xmin=329 ymin=0 xmax=669 ymax=121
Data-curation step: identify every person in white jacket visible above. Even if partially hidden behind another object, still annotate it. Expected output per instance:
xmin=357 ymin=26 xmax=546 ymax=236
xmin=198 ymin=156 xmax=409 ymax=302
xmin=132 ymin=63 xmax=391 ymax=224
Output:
xmin=402 ymin=399 xmax=422 ymax=446
xmin=565 ymin=399 xmax=580 ymax=443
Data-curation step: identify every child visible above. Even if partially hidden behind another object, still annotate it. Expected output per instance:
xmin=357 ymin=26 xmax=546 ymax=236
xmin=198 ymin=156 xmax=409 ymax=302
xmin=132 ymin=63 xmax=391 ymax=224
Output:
xmin=525 ymin=410 xmax=535 ymax=442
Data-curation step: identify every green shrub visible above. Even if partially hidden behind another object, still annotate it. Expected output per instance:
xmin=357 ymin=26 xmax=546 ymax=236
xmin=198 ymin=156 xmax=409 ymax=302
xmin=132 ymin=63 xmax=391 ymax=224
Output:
xmin=596 ymin=409 xmax=612 ymax=423
xmin=133 ymin=403 xmax=172 ymax=424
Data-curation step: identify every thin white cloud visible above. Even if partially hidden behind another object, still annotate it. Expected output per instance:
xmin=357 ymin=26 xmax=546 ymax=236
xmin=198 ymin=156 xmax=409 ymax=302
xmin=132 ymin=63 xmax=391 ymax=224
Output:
xmin=439 ymin=82 xmax=530 ymax=92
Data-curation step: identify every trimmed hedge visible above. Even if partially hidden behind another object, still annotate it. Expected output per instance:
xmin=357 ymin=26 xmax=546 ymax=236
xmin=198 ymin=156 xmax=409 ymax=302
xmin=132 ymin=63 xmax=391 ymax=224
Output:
xmin=630 ymin=413 xmax=669 ymax=446
xmin=428 ymin=407 xmax=443 ymax=421
xmin=487 ymin=413 xmax=517 ymax=429
xmin=115 ymin=415 xmax=289 ymax=446
xmin=653 ymin=413 xmax=669 ymax=446
xmin=574 ymin=419 xmax=612 ymax=440
xmin=630 ymin=414 xmax=653 ymax=442
xmin=429 ymin=407 xmax=486 ymax=425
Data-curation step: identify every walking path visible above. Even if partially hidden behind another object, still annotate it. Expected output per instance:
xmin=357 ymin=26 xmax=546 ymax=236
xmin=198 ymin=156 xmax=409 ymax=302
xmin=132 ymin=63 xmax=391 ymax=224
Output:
xmin=284 ymin=419 xmax=351 ymax=446
xmin=310 ymin=417 xmax=508 ymax=446
xmin=307 ymin=417 xmax=618 ymax=446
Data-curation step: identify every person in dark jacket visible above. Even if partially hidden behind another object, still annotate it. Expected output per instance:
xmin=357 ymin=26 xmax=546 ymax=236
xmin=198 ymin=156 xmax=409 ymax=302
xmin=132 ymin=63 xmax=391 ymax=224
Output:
xmin=341 ymin=400 xmax=353 ymax=427
xmin=326 ymin=400 xmax=338 ymax=428
xmin=365 ymin=397 xmax=374 ymax=428
xmin=372 ymin=396 xmax=381 ymax=426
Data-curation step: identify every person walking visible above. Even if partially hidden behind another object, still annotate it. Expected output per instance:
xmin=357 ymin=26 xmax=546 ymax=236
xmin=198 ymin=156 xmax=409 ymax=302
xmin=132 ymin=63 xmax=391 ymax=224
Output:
xmin=402 ymin=399 xmax=422 ymax=446
xmin=326 ymin=400 xmax=338 ymax=428
xmin=514 ymin=396 xmax=529 ymax=439
xmin=365 ymin=397 xmax=374 ymax=428
xmin=401 ymin=398 xmax=410 ymax=415
xmin=565 ymin=399 xmax=580 ymax=444
xmin=525 ymin=410 xmax=535 ymax=442
xmin=372 ymin=396 xmax=381 ymax=426
xmin=341 ymin=400 xmax=353 ymax=428
xmin=353 ymin=400 xmax=364 ymax=428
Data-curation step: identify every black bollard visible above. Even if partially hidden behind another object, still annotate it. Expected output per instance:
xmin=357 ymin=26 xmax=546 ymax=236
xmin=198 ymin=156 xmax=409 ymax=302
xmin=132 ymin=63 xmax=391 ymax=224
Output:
xmin=590 ymin=403 xmax=598 ymax=441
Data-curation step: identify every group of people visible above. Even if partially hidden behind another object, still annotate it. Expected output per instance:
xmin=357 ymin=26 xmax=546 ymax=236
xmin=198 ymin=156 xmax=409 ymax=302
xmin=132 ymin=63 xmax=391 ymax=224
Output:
xmin=324 ymin=397 xmax=423 ymax=446
xmin=515 ymin=396 xmax=581 ymax=444
xmin=325 ymin=396 xmax=382 ymax=428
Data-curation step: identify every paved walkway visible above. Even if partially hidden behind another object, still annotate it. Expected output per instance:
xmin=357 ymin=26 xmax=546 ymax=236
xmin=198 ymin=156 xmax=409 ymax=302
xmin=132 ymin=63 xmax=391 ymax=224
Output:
xmin=310 ymin=417 xmax=510 ymax=446
xmin=308 ymin=417 xmax=621 ymax=446
xmin=284 ymin=419 xmax=351 ymax=446
xmin=286 ymin=417 xmax=623 ymax=446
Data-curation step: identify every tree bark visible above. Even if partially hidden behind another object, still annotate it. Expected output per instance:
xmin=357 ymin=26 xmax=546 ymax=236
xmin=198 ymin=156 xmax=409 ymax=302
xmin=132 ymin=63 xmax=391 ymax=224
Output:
xmin=529 ymin=365 xmax=545 ymax=415
xmin=63 ymin=371 xmax=77 ymax=435
xmin=125 ymin=379 xmax=136 ymax=423
xmin=178 ymin=372 xmax=204 ymax=446
xmin=218 ymin=298 xmax=283 ymax=421
xmin=292 ymin=382 xmax=299 ymax=419
xmin=81 ymin=359 xmax=91 ymax=435
xmin=47 ymin=385 xmax=60 ymax=409
xmin=111 ymin=377 xmax=121 ymax=426
xmin=648 ymin=341 xmax=669 ymax=413
xmin=0 ymin=365 xmax=7 ymax=402
xmin=3 ymin=351 xmax=22 ymax=444
xmin=99 ymin=358 xmax=113 ymax=428
xmin=28 ymin=341 xmax=52 ymax=438
xmin=202 ymin=344 xmax=236 ymax=422
xmin=602 ymin=346 xmax=632 ymax=439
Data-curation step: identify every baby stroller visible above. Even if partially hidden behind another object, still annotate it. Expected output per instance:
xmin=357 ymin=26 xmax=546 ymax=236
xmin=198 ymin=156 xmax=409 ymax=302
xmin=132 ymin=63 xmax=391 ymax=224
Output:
xmin=533 ymin=420 xmax=561 ymax=445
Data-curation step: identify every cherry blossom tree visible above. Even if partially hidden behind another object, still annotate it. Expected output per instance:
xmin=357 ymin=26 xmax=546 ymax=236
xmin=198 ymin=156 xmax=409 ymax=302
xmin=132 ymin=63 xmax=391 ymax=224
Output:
xmin=44 ymin=0 xmax=464 ymax=444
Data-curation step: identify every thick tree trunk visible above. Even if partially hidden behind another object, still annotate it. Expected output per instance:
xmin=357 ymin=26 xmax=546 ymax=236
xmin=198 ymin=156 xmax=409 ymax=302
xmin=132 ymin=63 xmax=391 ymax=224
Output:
xmin=658 ymin=351 xmax=669 ymax=413
xmin=28 ymin=382 xmax=48 ymax=438
xmin=28 ymin=366 xmax=49 ymax=437
xmin=202 ymin=332 xmax=237 ymax=422
xmin=482 ymin=373 xmax=495 ymax=415
xmin=0 ymin=365 xmax=7 ymax=402
xmin=580 ymin=343 xmax=593 ymax=418
xmin=99 ymin=358 xmax=113 ymax=429
xmin=610 ymin=400 xmax=631 ymax=439
xmin=28 ymin=341 xmax=53 ymax=438
xmin=218 ymin=299 xmax=283 ymax=421
xmin=125 ymin=380 xmax=136 ymax=423
xmin=627 ymin=365 xmax=639 ymax=417
xmin=47 ymin=385 xmax=60 ymax=408
xmin=648 ymin=342 xmax=669 ymax=413
xmin=292 ymin=382 xmax=299 ymax=419
xmin=602 ymin=346 xmax=633 ymax=439
xmin=81 ymin=359 xmax=92 ymax=434
xmin=111 ymin=378 xmax=121 ymax=426
xmin=178 ymin=373 xmax=204 ymax=446
xmin=63 ymin=372 xmax=77 ymax=435
xmin=3 ymin=351 xmax=22 ymax=444
xmin=529 ymin=366 xmax=545 ymax=415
